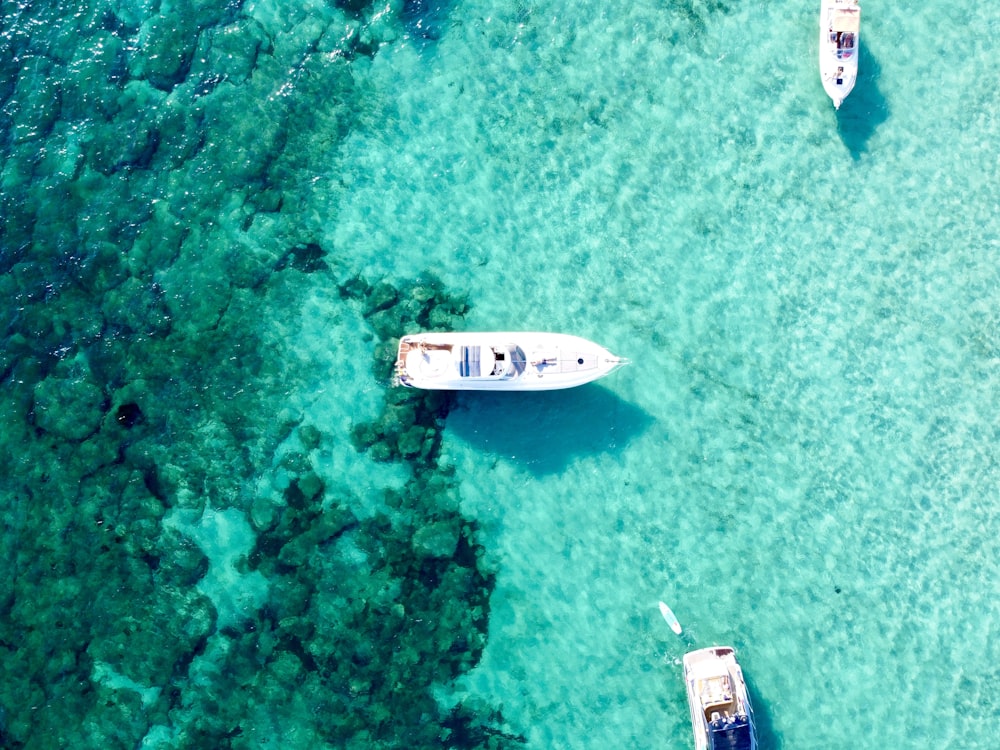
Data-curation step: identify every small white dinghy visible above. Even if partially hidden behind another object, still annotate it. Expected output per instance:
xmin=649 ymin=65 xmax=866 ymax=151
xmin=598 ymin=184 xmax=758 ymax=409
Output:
xmin=394 ymin=332 xmax=627 ymax=391
xmin=819 ymin=0 xmax=861 ymax=109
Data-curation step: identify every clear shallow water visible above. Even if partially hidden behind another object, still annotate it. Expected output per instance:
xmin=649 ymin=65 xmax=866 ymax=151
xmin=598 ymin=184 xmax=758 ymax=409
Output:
xmin=329 ymin=1 xmax=1000 ymax=747
xmin=2 ymin=0 xmax=999 ymax=747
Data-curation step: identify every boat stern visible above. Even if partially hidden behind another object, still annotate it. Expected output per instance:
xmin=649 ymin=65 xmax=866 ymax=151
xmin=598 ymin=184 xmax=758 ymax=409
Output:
xmin=394 ymin=335 xmax=457 ymax=388
xmin=394 ymin=337 xmax=413 ymax=386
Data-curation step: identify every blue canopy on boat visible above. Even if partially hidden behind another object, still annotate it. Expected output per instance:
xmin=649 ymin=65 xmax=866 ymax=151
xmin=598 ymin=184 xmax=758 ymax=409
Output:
xmin=708 ymin=714 xmax=753 ymax=750
xmin=459 ymin=346 xmax=495 ymax=378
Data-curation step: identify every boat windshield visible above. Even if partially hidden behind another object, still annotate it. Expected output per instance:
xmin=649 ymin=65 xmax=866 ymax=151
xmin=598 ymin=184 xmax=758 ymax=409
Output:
xmin=708 ymin=714 xmax=753 ymax=750
xmin=506 ymin=346 xmax=527 ymax=377
xmin=698 ymin=675 xmax=733 ymax=708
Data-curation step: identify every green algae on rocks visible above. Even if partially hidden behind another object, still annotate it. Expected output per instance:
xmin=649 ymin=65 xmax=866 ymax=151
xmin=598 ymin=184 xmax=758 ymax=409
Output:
xmin=1 ymin=0 xmax=520 ymax=745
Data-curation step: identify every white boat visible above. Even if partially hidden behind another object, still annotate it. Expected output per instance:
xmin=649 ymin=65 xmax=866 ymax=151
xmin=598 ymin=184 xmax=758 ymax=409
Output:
xmin=394 ymin=332 xmax=627 ymax=391
xmin=819 ymin=0 xmax=861 ymax=109
xmin=683 ymin=646 xmax=757 ymax=750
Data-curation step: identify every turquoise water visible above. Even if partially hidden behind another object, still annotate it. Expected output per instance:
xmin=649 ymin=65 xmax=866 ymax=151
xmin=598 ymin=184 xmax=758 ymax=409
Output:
xmin=2 ymin=0 xmax=998 ymax=747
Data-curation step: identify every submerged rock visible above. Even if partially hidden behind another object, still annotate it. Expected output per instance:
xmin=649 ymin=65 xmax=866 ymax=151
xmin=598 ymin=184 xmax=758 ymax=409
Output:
xmin=0 ymin=2 xmax=518 ymax=744
xmin=413 ymin=519 xmax=460 ymax=559
xmin=31 ymin=355 xmax=106 ymax=441
xmin=132 ymin=14 xmax=196 ymax=91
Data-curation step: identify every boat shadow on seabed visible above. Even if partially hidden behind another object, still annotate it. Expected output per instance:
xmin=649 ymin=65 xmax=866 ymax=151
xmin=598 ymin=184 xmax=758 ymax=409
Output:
xmin=744 ymin=671 xmax=782 ymax=750
xmin=446 ymin=385 xmax=653 ymax=477
xmin=834 ymin=39 xmax=888 ymax=160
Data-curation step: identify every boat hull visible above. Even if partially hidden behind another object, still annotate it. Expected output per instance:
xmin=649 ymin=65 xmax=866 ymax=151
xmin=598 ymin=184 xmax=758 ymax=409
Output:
xmin=683 ymin=647 xmax=757 ymax=750
xmin=394 ymin=332 xmax=626 ymax=391
xmin=819 ymin=0 xmax=861 ymax=109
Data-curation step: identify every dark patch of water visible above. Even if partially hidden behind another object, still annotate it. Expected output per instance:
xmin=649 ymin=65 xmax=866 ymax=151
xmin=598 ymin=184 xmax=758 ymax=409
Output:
xmin=835 ymin=40 xmax=888 ymax=159
xmin=448 ymin=384 xmax=654 ymax=477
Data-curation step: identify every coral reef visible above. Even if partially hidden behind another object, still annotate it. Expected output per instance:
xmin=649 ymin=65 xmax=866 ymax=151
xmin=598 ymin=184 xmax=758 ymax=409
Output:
xmin=326 ymin=274 xmax=525 ymax=746
xmin=1 ymin=2 xmax=519 ymax=746
xmin=343 ymin=274 xmax=467 ymax=462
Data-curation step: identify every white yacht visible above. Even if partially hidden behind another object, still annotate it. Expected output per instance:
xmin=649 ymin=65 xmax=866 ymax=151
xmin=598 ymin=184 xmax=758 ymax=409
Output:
xmin=394 ymin=332 xmax=626 ymax=391
xmin=819 ymin=0 xmax=861 ymax=109
xmin=683 ymin=646 xmax=757 ymax=750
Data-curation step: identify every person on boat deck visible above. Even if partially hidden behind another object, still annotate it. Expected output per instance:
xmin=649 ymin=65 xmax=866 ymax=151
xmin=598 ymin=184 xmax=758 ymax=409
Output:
xmin=834 ymin=31 xmax=855 ymax=50
xmin=418 ymin=341 xmax=452 ymax=352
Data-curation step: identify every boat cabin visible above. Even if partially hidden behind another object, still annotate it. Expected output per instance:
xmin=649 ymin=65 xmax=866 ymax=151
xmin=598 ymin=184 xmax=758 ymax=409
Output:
xmin=695 ymin=671 xmax=752 ymax=749
xmin=456 ymin=345 xmax=527 ymax=380
xmin=696 ymin=673 xmax=736 ymax=724
xmin=830 ymin=10 xmax=859 ymax=59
